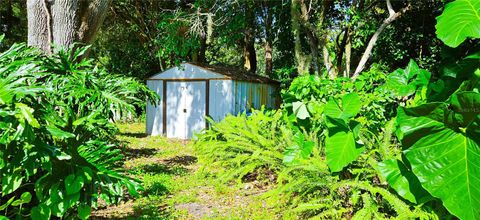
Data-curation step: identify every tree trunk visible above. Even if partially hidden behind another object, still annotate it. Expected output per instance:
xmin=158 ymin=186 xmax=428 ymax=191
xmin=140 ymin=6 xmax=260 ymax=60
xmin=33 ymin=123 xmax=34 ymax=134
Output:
xmin=27 ymin=0 xmax=51 ymax=53
xmin=345 ymin=31 xmax=352 ymax=77
xmin=243 ymin=2 xmax=256 ymax=73
xmin=27 ymin=0 xmax=111 ymax=54
xmin=263 ymin=0 xmax=273 ymax=77
xmin=291 ymin=0 xmax=311 ymax=75
xmin=197 ymin=33 xmax=207 ymax=63
xmin=299 ymin=0 xmax=319 ymax=73
xmin=336 ymin=27 xmax=349 ymax=77
xmin=352 ymin=0 xmax=410 ymax=80
xmin=323 ymin=46 xmax=335 ymax=79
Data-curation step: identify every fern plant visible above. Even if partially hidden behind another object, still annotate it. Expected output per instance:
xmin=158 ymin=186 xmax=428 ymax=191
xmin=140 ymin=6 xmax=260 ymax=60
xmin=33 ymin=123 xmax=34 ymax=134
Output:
xmin=194 ymin=110 xmax=292 ymax=184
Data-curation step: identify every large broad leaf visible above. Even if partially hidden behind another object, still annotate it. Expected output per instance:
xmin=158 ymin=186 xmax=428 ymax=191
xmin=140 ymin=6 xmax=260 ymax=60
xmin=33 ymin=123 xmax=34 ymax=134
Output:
xmin=377 ymin=159 xmax=431 ymax=204
xmin=324 ymin=93 xmax=361 ymax=121
xmin=397 ymin=92 xmax=480 ymax=220
xmin=292 ymin=101 xmax=310 ymax=120
xmin=386 ymin=60 xmax=431 ymax=97
xmin=31 ymin=204 xmax=51 ymax=220
xmin=450 ymin=92 xmax=480 ymax=126
xmin=436 ymin=0 xmax=480 ymax=48
xmin=325 ymin=117 xmax=364 ymax=172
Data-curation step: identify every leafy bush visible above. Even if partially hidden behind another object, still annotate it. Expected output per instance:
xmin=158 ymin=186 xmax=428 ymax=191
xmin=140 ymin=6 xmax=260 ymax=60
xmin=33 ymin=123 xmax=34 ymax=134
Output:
xmin=282 ymin=64 xmax=397 ymax=133
xmin=194 ymin=110 xmax=295 ymax=184
xmin=0 ymin=42 xmax=158 ymax=219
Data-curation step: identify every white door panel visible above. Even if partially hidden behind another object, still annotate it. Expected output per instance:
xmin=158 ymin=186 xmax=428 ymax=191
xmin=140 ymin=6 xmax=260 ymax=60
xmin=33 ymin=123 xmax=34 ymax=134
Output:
xmin=166 ymin=81 xmax=206 ymax=139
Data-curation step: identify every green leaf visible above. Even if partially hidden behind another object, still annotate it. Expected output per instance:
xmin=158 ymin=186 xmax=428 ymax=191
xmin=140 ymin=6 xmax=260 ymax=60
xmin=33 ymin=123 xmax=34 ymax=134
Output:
xmin=324 ymin=93 xmax=361 ymax=120
xmin=0 ymin=216 xmax=8 ymax=220
xmin=46 ymin=125 xmax=75 ymax=139
xmin=450 ymin=91 xmax=480 ymax=126
xmin=397 ymin=96 xmax=480 ymax=220
xmin=341 ymin=93 xmax=361 ymax=117
xmin=20 ymin=192 xmax=32 ymax=203
xmin=324 ymin=99 xmax=343 ymax=118
xmin=386 ymin=60 xmax=431 ymax=98
xmin=65 ymin=174 xmax=84 ymax=195
xmin=325 ymin=117 xmax=364 ymax=172
xmin=15 ymin=103 xmax=39 ymax=128
xmin=377 ymin=159 xmax=431 ymax=204
xmin=11 ymin=199 xmax=23 ymax=207
xmin=283 ymin=132 xmax=315 ymax=165
xmin=292 ymin=101 xmax=310 ymax=119
xmin=0 ymin=197 xmax=15 ymax=211
xmin=31 ymin=204 xmax=51 ymax=220
xmin=436 ymin=0 xmax=480 ymax=47
xmin=2 ymin=174 xmax=23 ymax=195
xmin=77 ymin=204 xmax=91 ymax=220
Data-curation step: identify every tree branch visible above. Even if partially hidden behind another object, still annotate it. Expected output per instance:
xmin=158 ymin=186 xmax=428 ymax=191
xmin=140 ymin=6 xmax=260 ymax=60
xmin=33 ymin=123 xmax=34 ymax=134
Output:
xmin=351 ymin=1 xmax=410 ymax=80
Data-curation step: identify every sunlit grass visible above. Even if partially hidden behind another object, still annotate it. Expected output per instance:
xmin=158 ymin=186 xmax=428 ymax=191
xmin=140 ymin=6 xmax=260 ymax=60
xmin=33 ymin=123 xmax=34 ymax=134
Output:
xmin=92 ymin=122 xmax=282 ymax=219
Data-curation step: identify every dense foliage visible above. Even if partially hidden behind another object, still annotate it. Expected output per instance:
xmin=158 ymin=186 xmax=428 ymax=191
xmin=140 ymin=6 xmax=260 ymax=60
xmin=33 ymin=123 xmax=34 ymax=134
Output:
xmin=1 ymin=0 xmax=480 ymax=219
xmin=194 ymin=0 xmax=480 ymax=219
xmin=0 ymin=41 xmax=157 ymax=219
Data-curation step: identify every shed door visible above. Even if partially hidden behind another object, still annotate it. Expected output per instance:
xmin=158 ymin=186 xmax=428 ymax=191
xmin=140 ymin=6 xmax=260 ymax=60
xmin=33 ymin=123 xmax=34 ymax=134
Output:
xmin=166 ymin=81 xmax=206 ymax=139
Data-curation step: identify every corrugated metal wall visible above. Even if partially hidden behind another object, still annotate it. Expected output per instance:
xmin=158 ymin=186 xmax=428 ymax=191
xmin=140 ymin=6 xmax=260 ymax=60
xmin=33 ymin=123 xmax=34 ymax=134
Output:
xmin=146 ymin=80 xmax=163 ymax=135
xmin=231 ymin=81 xmax=278 ymax=115
xmin=209 ymin=80 xmax=233 ymax=121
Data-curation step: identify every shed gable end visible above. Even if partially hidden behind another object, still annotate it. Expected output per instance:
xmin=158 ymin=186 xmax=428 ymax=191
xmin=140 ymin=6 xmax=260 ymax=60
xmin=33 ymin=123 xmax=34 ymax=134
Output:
xmin=149 ymin=63 xmax=227 ymax=80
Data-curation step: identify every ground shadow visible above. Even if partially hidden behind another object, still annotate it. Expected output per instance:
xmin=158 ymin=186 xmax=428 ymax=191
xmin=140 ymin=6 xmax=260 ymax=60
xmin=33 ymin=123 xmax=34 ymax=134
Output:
xmin=164 ymin=155 xmax=198 ymax=166
xmin=131 ymin=163 xmax=189 ymax=176
xmin=120 ymin=132 xmax=148 ymax=138
xmin=121 ymin=148 xmax=158 ymax=159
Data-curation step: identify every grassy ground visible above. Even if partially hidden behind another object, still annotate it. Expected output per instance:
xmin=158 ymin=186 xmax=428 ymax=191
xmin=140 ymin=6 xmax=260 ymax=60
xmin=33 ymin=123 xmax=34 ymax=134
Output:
xmin=91 ymin=123 xmax=280 ymax=219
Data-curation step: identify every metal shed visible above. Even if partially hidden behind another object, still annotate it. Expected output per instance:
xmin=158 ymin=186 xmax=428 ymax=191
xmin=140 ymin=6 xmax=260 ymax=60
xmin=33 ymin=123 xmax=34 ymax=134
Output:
xmin=146 ymin=62 xmax=280 ymax=139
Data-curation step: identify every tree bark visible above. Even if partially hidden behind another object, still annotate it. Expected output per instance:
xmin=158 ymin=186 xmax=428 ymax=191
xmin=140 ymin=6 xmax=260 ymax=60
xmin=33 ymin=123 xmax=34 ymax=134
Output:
xmin=323 ymin=46 xmax=335 ymax=79
xmin=335 ymin=27 xmax=349 ymax=77
xmin=345 ymin=31 xmax=352 ymax=77
xmin=352 ymin=0 xmax=410 ymax=80
xmin=77 ymin=0 xmax=110 ymax=45
xmin=243 ymin=1 xmax=256 ymax=73
xmin=27 ymin=0 xmax=51 ymax=53
xmin=51 ymin=0 xmax=78 ymax=48
xmin=291 ymin=0 xmax=311 ymax=75
xmin=197 ymin=33 xmax=207 ymax=63
xmin=27 ymin=0 xmax=111 ymax=54
xmin=299 ymin=0 xmax=319 ymax=73
xmin=263 ymin=0 xmax=273 ymax=77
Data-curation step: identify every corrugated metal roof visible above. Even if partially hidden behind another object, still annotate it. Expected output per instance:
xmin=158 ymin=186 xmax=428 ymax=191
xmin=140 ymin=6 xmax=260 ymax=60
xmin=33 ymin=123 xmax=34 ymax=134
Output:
xmin=186 ymin=62 xmax=280 ymax=84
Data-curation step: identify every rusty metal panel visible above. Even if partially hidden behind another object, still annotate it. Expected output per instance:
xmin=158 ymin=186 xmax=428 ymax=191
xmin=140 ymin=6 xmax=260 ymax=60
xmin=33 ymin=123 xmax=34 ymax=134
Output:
xmin=231 ymin=80 xmax=280 ymax=115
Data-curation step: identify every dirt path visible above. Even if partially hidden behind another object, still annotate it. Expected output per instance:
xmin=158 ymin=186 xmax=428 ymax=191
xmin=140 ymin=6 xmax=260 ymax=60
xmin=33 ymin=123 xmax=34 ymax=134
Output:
xmin=91 ymin=123 xmax=277 ymax=220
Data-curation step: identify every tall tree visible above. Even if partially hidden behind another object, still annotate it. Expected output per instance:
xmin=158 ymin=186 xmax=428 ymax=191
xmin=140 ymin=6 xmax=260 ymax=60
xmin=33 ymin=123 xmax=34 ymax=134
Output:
xmin=242 ymin=0 xmax=257 ymax=73
xmin=27 ymin=0 xmax=111 ymax=54
xmin=262 ymin=0 xmax=274 ymax=76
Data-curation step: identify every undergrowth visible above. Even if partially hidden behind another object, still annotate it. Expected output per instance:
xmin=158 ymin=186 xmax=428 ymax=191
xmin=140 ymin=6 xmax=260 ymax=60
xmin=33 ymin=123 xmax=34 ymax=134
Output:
xmin=195 ymin=110 xmax=292 ymax=184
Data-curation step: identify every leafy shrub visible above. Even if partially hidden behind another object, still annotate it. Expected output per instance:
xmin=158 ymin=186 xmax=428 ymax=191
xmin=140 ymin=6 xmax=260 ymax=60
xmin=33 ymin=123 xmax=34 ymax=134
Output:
xmin=0 ymin=42 xmax=158 ymax=219
xmin=283 ymin=64 xmax=397 ymax=133
xmin=194 ymin=110 xmax=295 ymax=184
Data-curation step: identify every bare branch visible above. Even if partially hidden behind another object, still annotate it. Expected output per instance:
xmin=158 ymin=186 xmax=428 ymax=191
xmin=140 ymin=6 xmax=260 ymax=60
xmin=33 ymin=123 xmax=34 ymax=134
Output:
xmin=386 ymin=0 xmax=395 ymax=17
xmin=351 ymin=2 xmax=411 ymax=80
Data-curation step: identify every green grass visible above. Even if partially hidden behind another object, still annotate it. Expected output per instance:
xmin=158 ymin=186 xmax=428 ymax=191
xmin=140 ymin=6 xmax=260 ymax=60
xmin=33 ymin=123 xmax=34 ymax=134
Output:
xmin=91 ymin=122 xmax=282 ymax=219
